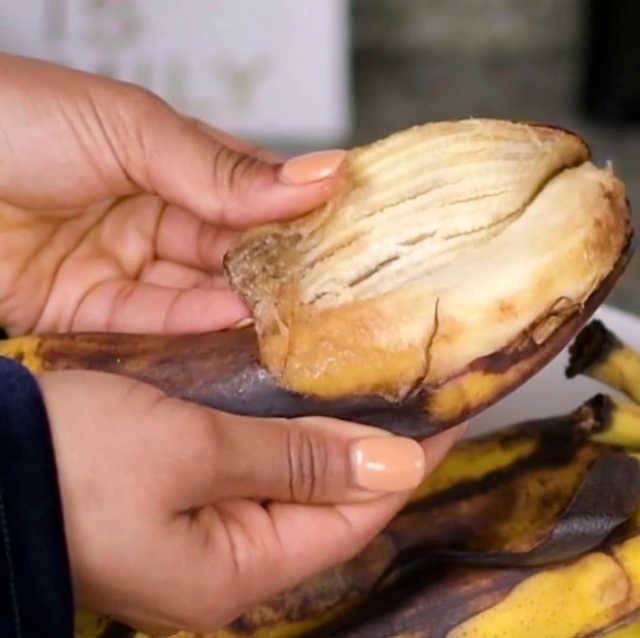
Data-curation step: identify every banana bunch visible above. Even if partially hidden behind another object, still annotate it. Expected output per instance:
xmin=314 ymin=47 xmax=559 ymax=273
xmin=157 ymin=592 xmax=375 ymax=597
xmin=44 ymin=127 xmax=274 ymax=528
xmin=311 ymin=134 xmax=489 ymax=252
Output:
xmin=67 ymin=319 xmax=640 ymax=637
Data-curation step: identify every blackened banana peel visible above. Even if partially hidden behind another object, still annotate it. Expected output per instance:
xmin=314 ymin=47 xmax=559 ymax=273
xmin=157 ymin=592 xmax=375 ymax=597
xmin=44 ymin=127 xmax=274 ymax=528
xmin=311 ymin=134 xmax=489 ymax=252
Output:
xmin=3 ymin=119 xmax=634 ymax=437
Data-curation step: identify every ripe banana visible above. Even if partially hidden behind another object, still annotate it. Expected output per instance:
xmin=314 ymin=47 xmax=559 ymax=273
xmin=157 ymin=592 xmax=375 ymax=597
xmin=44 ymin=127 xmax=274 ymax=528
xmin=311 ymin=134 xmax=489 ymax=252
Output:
xmin=0 ymin=119 xmax=634 ymax=438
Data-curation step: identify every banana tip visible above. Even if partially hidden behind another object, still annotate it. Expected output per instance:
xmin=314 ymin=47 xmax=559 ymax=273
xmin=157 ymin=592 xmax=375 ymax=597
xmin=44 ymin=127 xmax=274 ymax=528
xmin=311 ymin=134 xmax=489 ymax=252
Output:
xmin=566 ymin=320 xmax=622 ymax=378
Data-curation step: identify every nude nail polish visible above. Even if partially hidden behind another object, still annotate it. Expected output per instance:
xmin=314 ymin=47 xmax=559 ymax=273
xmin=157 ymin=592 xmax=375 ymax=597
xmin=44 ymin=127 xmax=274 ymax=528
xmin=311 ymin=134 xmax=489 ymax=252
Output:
xmin=351 ymin=437 xmax=425 ymax=492
xmin=279 ymin=149 xmax=347 ymax=185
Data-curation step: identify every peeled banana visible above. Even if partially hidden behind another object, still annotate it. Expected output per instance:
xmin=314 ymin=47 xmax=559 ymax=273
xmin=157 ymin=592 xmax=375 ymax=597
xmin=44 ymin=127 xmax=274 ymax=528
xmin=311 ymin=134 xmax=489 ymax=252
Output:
xmin=0 ymin=118 xmax=634 ymax=437
xmin=224 ymin=118 xmax=633 ymax=434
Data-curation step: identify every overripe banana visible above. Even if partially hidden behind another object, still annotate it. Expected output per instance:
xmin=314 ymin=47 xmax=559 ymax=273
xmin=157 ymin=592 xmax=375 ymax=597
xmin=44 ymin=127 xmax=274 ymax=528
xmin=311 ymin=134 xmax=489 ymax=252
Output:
xmin=0 ymin=118 xmax=633 ymax=437
xmin=73 ymin=387 xmax=640 ymax=638
xmin=69 ymin=321 xmax=640 ymax=638
xmin=223 ymin=118 xmax=633 ymax=434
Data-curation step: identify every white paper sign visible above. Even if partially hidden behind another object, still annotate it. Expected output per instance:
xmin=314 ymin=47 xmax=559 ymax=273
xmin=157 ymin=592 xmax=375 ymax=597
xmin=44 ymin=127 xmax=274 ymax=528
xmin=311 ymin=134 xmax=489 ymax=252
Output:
xmin=0 ymin=0 xmax=350 ymax=144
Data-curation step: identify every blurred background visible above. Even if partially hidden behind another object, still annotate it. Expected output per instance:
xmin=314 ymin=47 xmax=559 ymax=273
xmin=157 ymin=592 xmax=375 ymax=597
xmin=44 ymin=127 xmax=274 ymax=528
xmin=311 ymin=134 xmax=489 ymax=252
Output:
xmin=2 ymin=0 xmax=639 ymax=312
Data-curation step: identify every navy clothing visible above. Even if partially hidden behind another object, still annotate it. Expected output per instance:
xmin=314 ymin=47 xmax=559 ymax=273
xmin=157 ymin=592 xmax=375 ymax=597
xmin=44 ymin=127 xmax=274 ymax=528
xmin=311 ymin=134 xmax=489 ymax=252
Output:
xmin=0 ymin=356 xmax=73 ymax=637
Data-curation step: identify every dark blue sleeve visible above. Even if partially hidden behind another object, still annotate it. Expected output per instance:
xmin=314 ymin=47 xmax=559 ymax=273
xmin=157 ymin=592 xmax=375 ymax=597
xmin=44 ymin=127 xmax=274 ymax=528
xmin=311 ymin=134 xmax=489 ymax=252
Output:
xmin=0 ymin=356 xmax=73 ymax=638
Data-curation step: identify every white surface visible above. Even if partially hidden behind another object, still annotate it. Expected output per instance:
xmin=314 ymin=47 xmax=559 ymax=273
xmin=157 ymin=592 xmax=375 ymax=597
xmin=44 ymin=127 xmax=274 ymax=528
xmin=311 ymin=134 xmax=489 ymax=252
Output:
xmin=0 ymin=0 xmax=350 ymax=144
xmin=470 ymin=304 xmax=640 ymax=437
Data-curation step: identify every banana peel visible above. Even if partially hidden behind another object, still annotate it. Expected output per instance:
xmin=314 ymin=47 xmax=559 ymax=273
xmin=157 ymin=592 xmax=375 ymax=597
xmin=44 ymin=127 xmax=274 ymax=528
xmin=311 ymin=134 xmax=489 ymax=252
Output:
xmin=305 ymin=522 xmax=640 ymax=638
xmin=0 ymin=118 xmax=635 ymax=438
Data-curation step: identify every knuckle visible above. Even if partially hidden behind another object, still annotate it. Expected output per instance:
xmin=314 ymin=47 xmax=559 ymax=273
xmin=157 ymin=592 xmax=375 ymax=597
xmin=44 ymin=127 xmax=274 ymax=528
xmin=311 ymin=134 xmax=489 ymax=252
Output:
xmin=100 ymin=80 xmax=167 ymax=142
xmin=210 ymin=144 xmax=263 ymax=194
xmin=285 ymin=427 xmax=328 ymax=502
xmin=119 ymin=81 xmax=167 ymax=115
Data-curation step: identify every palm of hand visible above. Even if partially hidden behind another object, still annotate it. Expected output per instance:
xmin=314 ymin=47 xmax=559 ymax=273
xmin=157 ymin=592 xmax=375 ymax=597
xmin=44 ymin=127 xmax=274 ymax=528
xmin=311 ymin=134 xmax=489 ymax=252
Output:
xmin=0 ymin=53 xmax=324 ymax=337
xmin=0 ymin=193 xmax=245 ymax=336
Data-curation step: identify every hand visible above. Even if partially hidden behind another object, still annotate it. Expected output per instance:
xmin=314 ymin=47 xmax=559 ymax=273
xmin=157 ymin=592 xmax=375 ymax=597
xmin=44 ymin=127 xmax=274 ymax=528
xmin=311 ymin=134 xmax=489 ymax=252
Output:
xmin=39 ymin=370 xmax=465 ymax=634
xmin=3 ymin=52 xmax=466 ymax=634
xmin=0 ymin=53 xmax=346 ymax=337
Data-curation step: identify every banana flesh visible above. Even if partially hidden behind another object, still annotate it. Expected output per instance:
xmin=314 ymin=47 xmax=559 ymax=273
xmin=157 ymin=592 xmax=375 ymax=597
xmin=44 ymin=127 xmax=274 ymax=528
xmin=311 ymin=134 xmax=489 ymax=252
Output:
xmin=225 ymin=119 xmax=632 ymax=428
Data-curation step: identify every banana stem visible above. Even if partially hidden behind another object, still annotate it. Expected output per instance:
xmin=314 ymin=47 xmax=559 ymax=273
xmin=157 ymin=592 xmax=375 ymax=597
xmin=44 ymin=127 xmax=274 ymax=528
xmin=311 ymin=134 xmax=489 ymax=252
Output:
xmin=567 ymin=320 xmax=640 ymax=405
xmin=573 ymin=393 xmax=640 ymax=449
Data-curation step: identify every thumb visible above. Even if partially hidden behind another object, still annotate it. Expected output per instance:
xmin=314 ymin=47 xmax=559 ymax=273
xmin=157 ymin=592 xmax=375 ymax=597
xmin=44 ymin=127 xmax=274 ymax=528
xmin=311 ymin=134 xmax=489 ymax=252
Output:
xmin=178 ymin=410 xmax=466 ymax=509
xmin=114 ymin=87 xmax=347 ymax=227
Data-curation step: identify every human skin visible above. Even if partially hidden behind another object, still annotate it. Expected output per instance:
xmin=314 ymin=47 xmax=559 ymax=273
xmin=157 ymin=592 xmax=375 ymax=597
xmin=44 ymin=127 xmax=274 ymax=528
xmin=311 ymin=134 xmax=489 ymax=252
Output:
xmin=0 ymin=53 xmax=464 ymax=634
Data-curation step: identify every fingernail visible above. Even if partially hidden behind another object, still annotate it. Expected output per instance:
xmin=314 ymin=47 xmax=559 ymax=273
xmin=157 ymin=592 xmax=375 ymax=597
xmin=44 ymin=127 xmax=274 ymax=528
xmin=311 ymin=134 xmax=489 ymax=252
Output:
xmin=351 ymin=437 xmax=425 ymax=493
xmin=279 ymin=150 xmax=347 ymax=185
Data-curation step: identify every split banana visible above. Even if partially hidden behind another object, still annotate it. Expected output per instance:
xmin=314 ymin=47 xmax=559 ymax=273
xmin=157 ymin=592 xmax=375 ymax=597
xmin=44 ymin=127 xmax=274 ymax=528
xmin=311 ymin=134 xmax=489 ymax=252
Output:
xmin=0 ymin=119 xmax=634 ymax=437
xmin=224 ymin=118 xmax=633 ymax=434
